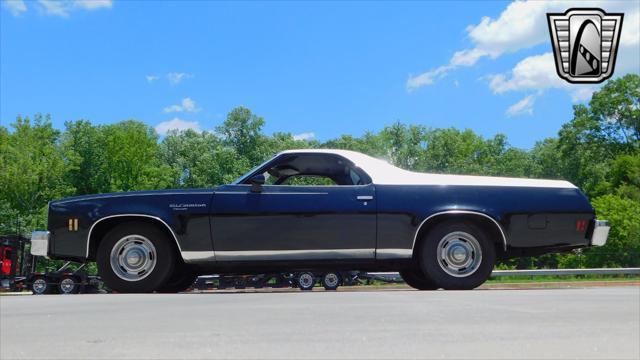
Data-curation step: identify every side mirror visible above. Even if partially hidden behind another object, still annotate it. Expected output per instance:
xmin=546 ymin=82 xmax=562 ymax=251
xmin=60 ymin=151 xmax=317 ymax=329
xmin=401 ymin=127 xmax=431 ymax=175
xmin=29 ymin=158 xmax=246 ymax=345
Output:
xmin=250 ymin=174 xmax=265 ymax=193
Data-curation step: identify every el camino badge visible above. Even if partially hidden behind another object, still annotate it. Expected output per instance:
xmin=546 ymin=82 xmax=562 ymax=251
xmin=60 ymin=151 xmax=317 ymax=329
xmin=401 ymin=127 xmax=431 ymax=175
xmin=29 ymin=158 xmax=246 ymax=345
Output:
xmin=169 ymin=203 xmax=207 ymax=211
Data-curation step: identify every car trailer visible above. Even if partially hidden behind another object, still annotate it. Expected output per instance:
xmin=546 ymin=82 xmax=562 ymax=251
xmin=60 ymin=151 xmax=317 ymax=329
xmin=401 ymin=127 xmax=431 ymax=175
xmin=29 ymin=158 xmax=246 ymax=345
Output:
xmin=27 ymin=261 xmax=104 ymax=295
xmin=0 ymin=234 xmax=104 ymax=295
xmin=193 ymin=271 xmax=365 ymax=291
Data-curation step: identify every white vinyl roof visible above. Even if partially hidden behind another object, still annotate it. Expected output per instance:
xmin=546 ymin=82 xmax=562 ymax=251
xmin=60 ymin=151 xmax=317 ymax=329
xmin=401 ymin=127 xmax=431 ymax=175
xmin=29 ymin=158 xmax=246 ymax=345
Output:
xmin=278 ymin=149 xmax=576 ymax=188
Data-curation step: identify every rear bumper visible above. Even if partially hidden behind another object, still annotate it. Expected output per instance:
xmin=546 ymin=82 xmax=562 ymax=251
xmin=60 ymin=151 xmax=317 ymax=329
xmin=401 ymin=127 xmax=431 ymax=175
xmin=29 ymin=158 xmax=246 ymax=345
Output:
xmin=31 ymin=231 xmax=50 ymax=258
xmin=590 ymin=220 xmax=610 ymax=247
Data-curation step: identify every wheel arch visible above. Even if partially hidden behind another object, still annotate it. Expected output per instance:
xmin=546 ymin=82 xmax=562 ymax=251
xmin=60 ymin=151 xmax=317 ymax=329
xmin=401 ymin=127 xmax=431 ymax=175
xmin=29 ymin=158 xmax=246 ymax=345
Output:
xmin=86 ymin=214 xmax=184 ymax=261
xmin=412 ymin=210 xmax=508 ymax=256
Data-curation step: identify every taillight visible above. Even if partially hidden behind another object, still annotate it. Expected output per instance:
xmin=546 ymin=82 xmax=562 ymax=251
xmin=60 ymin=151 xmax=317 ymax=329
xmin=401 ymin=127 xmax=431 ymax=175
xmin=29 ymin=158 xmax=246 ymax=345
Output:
xmin=576 ymin=219 xmax=587 ymax=232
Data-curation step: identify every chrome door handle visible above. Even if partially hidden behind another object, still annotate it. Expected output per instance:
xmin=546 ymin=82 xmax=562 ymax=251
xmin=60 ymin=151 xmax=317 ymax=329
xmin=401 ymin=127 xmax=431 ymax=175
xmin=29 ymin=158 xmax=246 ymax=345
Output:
xmin=356 ymin=195 xmax=373 ymax=201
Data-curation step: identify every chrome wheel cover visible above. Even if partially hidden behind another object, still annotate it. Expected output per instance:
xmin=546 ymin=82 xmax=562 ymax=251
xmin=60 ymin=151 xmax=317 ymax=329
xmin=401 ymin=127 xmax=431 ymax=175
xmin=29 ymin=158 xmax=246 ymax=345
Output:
xmin=299 ymin=273 xmax=314 ymax=288
xmin=437 ymin=231 xmax=482 ymax=278
xmin=59 ymin=278 xmax=76 ymax=293
xmin=110 ymin=235 xmax=157 ymax=282
xmin=324 ymin=273 xmax=339 ymax=288
xmin=32 ymin=278 xmax=47 ymax=294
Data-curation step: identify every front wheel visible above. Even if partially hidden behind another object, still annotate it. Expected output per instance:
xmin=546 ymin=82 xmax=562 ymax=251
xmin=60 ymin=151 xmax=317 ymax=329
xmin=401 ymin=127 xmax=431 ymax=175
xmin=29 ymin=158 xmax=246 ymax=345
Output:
xmin=399 ymin=269 xmax=438 ymax=290
xmin=419 ymin=221 xmax=496 ymax=290
xmin=96 ymin=222 xmax=177 ymax=293
xmin=156 ymin=263 xmax=197 ymax=293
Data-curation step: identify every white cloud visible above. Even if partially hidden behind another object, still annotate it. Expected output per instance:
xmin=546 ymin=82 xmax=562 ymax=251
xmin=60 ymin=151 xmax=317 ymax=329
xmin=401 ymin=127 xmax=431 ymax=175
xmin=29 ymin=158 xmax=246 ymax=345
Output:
xmin=487 ymin=53 xmax=563 ymax=94
xmin=408 ymin=0 xmax=639 ymax=90
xmin=293 ymin=132 xmax=315 ymax=141
xmin=167 ymin=72 xmax=192 ymax=85
xmin=155 ymin=118 xmax=201 ymax=135
xmin=146 ymin=75 xmax=159 ymax=83
xmin=569 ymin=86 xmax=598 ymax=103
xmin=487 ymin=52 xmax=599 ymax=103
xmin=163 ymin=97 xmax=200 ymax=113
xmin=3 ymin=0 xmax=27 ymax=16
xmin=506 ymin=94 xmax=538 ymax=117
xmin=37 ymin=0 xmax=112 ymax=17
xmin=407 ymin=65 xmax=451 ymax=90
xmin=74 ymin=0 xmax=112 ymax=10
xmin=38 ymin=0 xmax=68 ymax=17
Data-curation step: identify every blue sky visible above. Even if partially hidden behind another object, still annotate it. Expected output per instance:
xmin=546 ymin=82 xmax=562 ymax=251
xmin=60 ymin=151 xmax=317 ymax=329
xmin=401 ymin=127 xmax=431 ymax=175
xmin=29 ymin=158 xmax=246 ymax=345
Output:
xmin=1 ymin=0 xmax=638 ymax=148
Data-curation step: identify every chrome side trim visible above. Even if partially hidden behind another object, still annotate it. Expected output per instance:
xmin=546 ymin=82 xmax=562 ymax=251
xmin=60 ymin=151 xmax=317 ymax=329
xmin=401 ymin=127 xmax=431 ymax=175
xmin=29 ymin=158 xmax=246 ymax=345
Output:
xmin=214 ymin=192 xmax=328 ymax=195
xmin=86 ymin=214 xmax=185 ymax=260
xmin=215 ymin=248 xmax=375 ymax=261
xmin=376 ymin=248 xmax=412 ymax=259
xmin=182 ymin=251 xmax=216 ymax=262
xmin=411 ymin=210 xmax=508 ymax=251
xmin=54 ymin=192 xmax=213 ymax=204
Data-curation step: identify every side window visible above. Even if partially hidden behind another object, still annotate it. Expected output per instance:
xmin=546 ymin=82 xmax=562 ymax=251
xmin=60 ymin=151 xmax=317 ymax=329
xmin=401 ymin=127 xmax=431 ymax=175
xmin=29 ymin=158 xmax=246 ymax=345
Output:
xmin=246 ymin=153 xmax=372 ymax=186
xmin=280 ymin=175 xmax=337 ymax=186
xmin=349 ymin=169 xmax=362 ymax=185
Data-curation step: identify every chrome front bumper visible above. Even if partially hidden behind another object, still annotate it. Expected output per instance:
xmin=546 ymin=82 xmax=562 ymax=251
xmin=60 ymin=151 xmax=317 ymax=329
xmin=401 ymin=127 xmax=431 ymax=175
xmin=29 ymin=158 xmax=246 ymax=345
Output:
xmin=31 ymin=231 xmax=50 ymax=257
xmin=590 ymin=220 xmax=610 ymax=247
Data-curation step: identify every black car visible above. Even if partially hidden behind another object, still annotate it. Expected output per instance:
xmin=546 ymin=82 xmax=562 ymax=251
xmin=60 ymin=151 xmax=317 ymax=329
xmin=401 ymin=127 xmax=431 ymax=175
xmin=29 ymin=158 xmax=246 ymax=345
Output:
xmin=31 ymin=149 xmax=610 ymax=292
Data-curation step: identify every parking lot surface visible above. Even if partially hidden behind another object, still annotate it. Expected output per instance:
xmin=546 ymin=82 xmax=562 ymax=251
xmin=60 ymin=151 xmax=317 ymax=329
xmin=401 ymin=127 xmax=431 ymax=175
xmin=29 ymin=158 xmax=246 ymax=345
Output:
xmin=1 ymin=286 xmax=639 ymax=359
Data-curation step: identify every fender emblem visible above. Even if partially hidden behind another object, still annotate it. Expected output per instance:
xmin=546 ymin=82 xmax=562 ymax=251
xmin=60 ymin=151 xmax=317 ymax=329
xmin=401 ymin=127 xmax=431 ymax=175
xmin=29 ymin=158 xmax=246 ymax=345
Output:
xmin=169 ymin=203 xmax=207 ymax=211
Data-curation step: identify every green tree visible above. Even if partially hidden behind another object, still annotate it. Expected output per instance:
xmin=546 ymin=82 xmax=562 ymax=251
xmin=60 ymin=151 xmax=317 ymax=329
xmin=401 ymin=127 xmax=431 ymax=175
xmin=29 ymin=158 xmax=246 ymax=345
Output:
xmin=588 ymin=73 xmax=639 ymax=148
xmin=556 ymin=74 xmax=639 ymax=196
xmin=559 ymin=194 xmax=640 ymax=268
xmin=61 ymin=120 xmax=110 ymax=195
xmin=102 ymin=120 xmax=172 ymax=191
xmin=0 ymin=114 xmax=73 ymax=234
xmin=160 ymin=129 xmax=250 ymax=187
xmin=216 ymin=107 xmax=269 ymax=164
xmin=379 ymin=122 xmax=426 ymax=170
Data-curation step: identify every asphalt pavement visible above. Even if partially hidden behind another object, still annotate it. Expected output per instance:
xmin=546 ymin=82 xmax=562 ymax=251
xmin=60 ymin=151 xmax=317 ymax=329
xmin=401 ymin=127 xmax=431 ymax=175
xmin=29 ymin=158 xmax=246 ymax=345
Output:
xmin=1 ymin=286 xmax=639 ymax=359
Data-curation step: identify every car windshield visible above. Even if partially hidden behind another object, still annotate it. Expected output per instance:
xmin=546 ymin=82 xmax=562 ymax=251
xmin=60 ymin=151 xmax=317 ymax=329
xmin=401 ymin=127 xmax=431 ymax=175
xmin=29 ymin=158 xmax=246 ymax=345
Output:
xmin=231 ymin=154 xmax=279 ymax=185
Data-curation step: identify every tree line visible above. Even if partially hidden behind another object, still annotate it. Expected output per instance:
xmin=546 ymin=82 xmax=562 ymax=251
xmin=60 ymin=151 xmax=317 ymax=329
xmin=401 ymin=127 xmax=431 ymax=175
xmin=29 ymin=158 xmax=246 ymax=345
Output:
xmin=1 ymin=74 xmax=638 ymax=269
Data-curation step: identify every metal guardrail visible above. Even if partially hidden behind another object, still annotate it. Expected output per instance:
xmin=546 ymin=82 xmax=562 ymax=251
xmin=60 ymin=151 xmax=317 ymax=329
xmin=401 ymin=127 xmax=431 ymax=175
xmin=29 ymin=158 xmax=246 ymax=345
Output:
xmin=491 ymin=268 xmax=640 ymax=276
xmin=368 ymin=268 xmax=640 ymax=282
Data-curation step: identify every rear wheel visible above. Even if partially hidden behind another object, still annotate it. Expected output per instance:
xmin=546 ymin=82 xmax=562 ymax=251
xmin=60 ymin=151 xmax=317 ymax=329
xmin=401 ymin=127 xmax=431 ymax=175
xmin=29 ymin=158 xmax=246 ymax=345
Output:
xmin=399 ymin=268 xmax=438 ymax=290
xmin=419 ymin=221 xmax=496 ymax=290
xmin=97 ymin=222 xmax=176 ymax=293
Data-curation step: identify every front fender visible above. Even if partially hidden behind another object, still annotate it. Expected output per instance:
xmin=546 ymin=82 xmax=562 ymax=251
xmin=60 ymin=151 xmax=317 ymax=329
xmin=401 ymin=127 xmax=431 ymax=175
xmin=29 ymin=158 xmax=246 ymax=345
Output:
xmin=47 ymin=192 xmax=213 ymax=261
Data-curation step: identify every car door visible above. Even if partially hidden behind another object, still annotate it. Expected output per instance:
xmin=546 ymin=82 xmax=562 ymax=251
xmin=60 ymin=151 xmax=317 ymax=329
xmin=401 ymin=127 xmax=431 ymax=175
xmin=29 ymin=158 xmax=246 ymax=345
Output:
xmin=210 ymin=182 xmax=377 ymax=261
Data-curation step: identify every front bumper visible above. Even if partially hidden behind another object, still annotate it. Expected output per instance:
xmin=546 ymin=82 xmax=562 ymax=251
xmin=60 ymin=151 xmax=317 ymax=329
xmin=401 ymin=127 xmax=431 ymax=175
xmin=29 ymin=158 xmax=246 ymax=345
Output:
xmin=590 ymin=220 xmax=610 ymax=246
xmin=31 ymin=231 xmax=50 ymax=258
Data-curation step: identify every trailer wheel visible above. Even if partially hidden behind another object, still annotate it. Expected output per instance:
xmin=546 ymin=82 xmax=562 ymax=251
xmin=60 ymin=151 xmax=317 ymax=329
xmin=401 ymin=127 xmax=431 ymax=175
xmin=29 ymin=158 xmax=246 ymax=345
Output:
xmin=322 ymin=272 xmax=341 ymax=290
xmin=58 ymin=276 xmax=80 ymax=294
xmin=297 ymin=272 xmax=315 ymax=291
xmin=31 ymin=276 xmax=52 ymax=295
